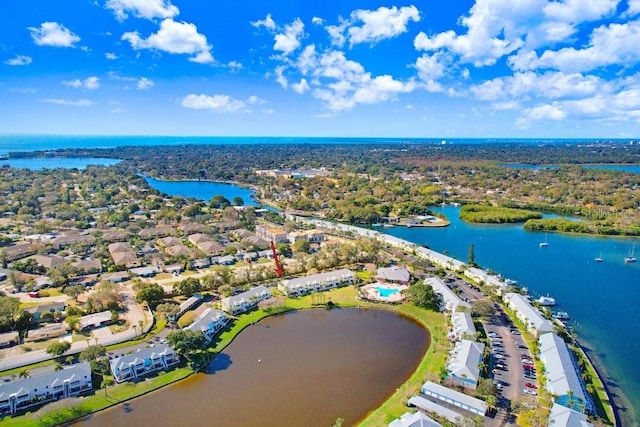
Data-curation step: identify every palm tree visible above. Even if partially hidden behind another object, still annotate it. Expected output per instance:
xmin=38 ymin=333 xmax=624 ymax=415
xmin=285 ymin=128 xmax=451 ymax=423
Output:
xmin=18 ymin=369 xmax=30 ymax=379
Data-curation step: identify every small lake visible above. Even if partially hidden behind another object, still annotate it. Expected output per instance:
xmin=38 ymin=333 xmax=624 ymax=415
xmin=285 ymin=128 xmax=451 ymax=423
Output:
xmin=0 ymin=157 xmax=120 ymax=170
xmin=501 ymin=163 xmax=640 ymax=174
xmin=143 ymin=176 xmax=258 ymax=206
xmin=81 ymin=308 xmax=429 ymax=427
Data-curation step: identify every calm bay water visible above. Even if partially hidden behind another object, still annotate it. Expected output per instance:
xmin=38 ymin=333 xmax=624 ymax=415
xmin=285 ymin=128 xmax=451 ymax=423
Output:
xmin=143 ymin=176 xmax=257 ymax=206
xmin=376 ymin=206 xmax=640 ymax=425
xmin=502 ymin=162 xmax=640 ymax=174
xmin=0 ymin=157 xmax=119 ymax=169
xmin=81 ymin=308 xmax=429 ymax=427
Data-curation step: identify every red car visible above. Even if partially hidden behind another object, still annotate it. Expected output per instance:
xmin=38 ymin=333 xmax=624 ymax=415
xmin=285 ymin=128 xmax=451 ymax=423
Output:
xmin=524 ymin=382 xmax=537 ymax=389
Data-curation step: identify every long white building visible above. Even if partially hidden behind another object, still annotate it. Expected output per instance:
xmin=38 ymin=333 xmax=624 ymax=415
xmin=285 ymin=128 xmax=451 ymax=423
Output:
xmin=220 ymin=286 xmax=272 ymax=314
xmin=278 ymin=268 xmax=355 ymax=297
xmin=110 ymin=344 xmax=180 ymax=383
xmin=426 ymin=277 xmax=471 ymax=312
xmin=539 ymin=333 xmax=593 ymax=414
xmin=0 ymin=363 xmax=92 ymax=415
xmin=184 ymin=308 xmax=230 ymax=342
xmin=503 ymin=292 xmax=554 ymax=337
xmin=450 ymin=312 xmax=476 ymax=342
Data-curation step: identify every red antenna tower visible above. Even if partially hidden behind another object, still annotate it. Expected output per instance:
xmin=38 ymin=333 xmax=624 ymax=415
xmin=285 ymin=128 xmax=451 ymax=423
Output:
xmin=270 ymin=240 xmax=284 ymax=277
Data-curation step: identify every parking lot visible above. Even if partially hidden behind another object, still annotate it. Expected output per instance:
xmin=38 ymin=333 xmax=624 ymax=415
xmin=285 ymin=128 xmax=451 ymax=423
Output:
xmin=484 ymin=311 xmax=538 ymax=408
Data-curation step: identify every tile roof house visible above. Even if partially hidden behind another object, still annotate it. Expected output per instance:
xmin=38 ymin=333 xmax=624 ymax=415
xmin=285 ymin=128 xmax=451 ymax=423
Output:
xmin=110 ymin=344 xmax=180 ymax=383
xmin=0 ymin=362 xmax=92 ymax=415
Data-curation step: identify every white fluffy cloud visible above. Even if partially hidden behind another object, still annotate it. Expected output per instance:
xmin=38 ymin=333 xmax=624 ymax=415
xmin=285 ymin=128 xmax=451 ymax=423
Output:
xmin=324 ymin=6 xmax=420 ymax=48
xmin=413 ymin=0 xmax=619 ymax=68
xmin=247 ymin=95 xmax=266 ymax=105
xmin=181 ymin=94 xmax=245 ymax=112
xmin=511 ymin=20 xmax=640 ymax=73
xmin=292 ymin=78 xmax=311 ymax=94
xmin=137 ymin=77 xmax=154 ymax=89
xmin=40 ymin=98 xmax=94 ymax=107
xmin=5 ymin=55 xmax=32 ymax=66
xmin=105 ymin=52 xmax=118 ymax=60
xmin=62 ymin=76 xmax=100 ymax=90
xmin=122 ymin=19 xmax=214 ymax=63
xmin=347 ymin=6 xmax=420 ymax=47
xmin=274 ymin=18 xmax=305 ymax=55
xmin=106 ymin=0 xmax=179 ymax=21
xmin=629 ymin=0 xmax=640 ymax=15
xmin=515 ymin=103 xmax=566 ymax=128
xmin=251 ymin=14 xmax=276 ymax=30
xmin=28 ymin=22 xmax=80 ymax=48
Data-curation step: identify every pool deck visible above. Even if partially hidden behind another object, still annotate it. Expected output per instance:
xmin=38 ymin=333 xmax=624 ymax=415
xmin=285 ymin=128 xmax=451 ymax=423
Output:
xmin=362 ymin=283 xmax=408 ymax=303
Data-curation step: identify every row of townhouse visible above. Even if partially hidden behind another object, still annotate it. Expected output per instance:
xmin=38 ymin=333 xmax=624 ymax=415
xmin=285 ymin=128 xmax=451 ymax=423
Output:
xmin=0 ymin=363 xmax=92 ymax=416
xmin=278 ymin=268 xmax=356 ymax=297
xmin=110 ymin=344 xmax=180 ymax=383
xmin=184 ymin=308 xmax=231 ymax=343
xmin=426 ymin=277 xmax=471 ymax=312
xmin=220 ymin=286 xmax=272 ymax=315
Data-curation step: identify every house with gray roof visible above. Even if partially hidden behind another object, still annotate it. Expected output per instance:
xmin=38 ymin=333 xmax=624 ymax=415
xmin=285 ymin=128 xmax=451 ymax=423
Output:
xmin=221 ymin=286 xmax=271 ymax=314
xmin=79 ymin=310 xmax=113 ymax=330
xmin=110 ymin=344 xmax=180 ymax=383
xmin=184 ymin=308 xmax=230 ymax=342
xmin=376 ymin=266 xmax=411 ymax=285
xmin=450 ymin=312 xmax=476 ymax=342
xmin=419 ymin=381 xmax=488 ymax=416
xmin=0 ymin=362 xmax=92 ymax=415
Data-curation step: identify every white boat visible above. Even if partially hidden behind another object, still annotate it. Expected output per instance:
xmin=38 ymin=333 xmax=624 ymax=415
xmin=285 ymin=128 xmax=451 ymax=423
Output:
xmin=595 ymin=252 xmax=604 ymax=262
xmin=537 ymin=295 xmax=556 ymax=306
xmin=504 ymin=278 xmax=518 ymax=286
xmin=539 ymin=232 xmax=549 ymax=247
xmin=554 ymin=311 xmax=571 ymax=321
xmin=383 ymin=223 xmax=395 ymax=228
xmin=624 ymin=243 xmax=636 ymax=263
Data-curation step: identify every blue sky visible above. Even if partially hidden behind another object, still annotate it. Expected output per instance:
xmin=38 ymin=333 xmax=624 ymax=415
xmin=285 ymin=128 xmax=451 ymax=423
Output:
xmin=1 ymin=0 xmax=640 ymax=138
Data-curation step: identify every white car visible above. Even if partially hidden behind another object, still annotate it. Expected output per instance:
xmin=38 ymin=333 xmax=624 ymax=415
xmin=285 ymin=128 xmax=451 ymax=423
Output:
xmin=523 ymin=388 xmax=537 ymax=395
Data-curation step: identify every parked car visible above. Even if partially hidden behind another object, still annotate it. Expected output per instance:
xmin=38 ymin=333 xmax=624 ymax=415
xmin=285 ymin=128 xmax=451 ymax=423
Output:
xmin=523 ymin=388 xmax=537 ymax=395
xmin=524 ymin=382 xmax=537 ymax=389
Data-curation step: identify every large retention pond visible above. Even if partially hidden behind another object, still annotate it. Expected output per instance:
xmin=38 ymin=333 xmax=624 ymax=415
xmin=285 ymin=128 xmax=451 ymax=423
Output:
xmin=81 ymin=308 xmax=429 ymax=427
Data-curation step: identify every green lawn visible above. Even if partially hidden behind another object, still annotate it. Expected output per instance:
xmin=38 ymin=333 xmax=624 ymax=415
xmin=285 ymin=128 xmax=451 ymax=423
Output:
xmin=0 ymin=286 xmax=447 ymax=427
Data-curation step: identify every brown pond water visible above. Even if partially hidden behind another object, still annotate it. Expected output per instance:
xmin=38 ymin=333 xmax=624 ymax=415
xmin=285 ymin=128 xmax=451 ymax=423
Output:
xmin=79 ymin=308 xmax=430 ymax=427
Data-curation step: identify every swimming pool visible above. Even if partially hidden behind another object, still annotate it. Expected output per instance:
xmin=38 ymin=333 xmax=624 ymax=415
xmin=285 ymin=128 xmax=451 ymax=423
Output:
xmin=374 ymin=286 xmax=401 ymax=298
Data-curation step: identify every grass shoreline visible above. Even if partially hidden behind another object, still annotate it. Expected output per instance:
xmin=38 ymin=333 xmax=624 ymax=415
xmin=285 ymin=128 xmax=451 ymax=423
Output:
xmin=0 ymin=287 xmax=445 ymax=426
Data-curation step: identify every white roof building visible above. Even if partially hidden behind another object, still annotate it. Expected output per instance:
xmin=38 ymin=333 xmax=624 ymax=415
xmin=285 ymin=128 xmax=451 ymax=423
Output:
xmin=447 ymin=339 xmax=485 ymax=389
xmin=416 ymin=247 xmax=466 ymax=271
xmin=221 ymin=286 xmax=272 ymax=314
xmin=184 ymin=308 xmax=230 ymax=342
xmin=389 ymin=411 xmax=441 ymax=427
xmin=539 ymin=333 xmax=592 ymax=413
xmin=450 ymin=312 xmax=476 ymax=342
xmin=420 ymin=381 xmax=488 ymax=416
xmin=503 ymin=293 xmax=554 ymax=337
xmin=79 ymin=310 xmax=112 ymax=330
xmin=548 ymin=403 xmax=594 ymax=427
xmin=279 ymin=269 xmax=355 ymax=296
xmin=464 ymin=267 xmax=509 ymax=294
xmin=426 ymin=277 xmax=471 ymax=312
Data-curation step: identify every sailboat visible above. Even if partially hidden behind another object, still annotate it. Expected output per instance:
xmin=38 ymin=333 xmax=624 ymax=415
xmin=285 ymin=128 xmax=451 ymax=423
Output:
xmin=624 ymin=243 xmax=636 ymax=263
xmin=594 ymin=252 xmax=604 ymax=262
xmin=539 ymin=232 xmax=549 ymax=248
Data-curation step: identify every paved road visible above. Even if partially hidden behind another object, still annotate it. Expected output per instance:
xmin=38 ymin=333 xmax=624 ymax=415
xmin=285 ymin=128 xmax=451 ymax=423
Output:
xmin=0 ymin=285 xmax=151 ymax=372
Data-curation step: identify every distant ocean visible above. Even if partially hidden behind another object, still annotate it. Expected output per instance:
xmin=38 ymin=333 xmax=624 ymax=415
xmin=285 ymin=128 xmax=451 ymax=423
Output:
xmin=0 ymin=134 xmax=635 ymax=155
